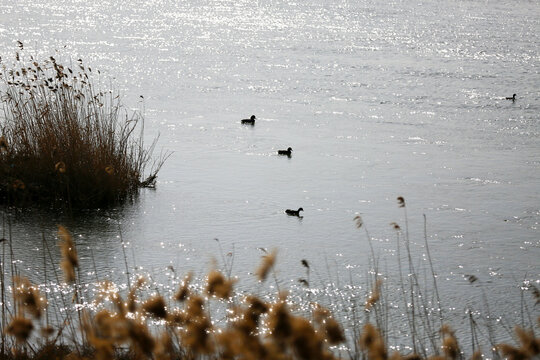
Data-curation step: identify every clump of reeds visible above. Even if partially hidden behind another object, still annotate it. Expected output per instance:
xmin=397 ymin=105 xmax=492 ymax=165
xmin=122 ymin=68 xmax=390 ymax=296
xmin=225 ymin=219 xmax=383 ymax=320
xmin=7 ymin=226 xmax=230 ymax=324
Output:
xmin=0 ymin=42 xmax=168 ymax=208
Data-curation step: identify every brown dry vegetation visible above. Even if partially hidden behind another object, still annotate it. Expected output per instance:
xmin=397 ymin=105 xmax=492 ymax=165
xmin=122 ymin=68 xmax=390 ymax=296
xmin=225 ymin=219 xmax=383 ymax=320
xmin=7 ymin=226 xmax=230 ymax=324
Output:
xmin=0 ymin=220 xmax=537 ymax=360
xmin=0 ymin=43 xmax=168 ymax=208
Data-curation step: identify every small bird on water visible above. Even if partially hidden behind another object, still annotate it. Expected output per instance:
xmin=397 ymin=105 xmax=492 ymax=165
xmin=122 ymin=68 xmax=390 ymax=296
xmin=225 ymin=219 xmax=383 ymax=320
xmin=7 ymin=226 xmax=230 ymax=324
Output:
xmin=241 ymin=115 xmax=256 ymax=125
xmin=506 ymin=94 xmax=516 ymax=101
xmin=285 ymin=207 xmax=303 ymax=217
xmin=277 ymin=147 xmax=292 ymax=157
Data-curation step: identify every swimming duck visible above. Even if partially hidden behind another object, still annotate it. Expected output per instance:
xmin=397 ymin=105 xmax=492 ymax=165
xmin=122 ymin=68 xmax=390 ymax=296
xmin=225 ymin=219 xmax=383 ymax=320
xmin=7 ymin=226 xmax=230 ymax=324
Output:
xmin=241 ymin=115 xmax=256 ymax=125
xmin=505 ymin=94 xmax=516 ymax=101
xmin=278 ymin=147 xmax=292 ymax=156
xmin=285 ymin=207 xmax=303 ymax=216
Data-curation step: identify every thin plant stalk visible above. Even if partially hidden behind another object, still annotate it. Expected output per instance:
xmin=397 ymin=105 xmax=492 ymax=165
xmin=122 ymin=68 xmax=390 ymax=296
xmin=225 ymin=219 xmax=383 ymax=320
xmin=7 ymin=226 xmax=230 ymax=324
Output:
xmin=423 ymin=214 xmax=443 ymax=328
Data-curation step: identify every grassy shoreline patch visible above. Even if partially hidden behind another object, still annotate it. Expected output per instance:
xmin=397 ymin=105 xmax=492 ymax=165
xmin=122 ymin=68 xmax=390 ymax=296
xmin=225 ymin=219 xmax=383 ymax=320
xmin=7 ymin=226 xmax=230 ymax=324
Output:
xmin=0 ymin=43 xmax=168 ymax=208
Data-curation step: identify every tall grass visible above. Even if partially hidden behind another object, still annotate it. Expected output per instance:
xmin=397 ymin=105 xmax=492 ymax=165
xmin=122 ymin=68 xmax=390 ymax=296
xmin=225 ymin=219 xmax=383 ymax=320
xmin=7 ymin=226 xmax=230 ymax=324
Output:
xmin=0 ymin=201 xmax=538 ymax=359
xmin=0 ymin=42 xmax=168 ymax=208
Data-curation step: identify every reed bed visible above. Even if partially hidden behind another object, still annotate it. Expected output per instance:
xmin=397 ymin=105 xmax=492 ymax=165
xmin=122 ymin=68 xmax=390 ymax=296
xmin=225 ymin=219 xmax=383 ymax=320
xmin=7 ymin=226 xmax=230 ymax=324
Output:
xmin=0 ymin=198 xmax=538 ymax=359
xmin=0 ymin=43 xmax=168 ymax=208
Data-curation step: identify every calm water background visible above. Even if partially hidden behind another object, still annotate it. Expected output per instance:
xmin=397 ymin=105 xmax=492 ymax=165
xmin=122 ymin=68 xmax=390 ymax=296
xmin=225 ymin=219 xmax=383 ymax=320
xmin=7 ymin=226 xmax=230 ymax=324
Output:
xmin=1 ymin=0 xmax=539 ymax=348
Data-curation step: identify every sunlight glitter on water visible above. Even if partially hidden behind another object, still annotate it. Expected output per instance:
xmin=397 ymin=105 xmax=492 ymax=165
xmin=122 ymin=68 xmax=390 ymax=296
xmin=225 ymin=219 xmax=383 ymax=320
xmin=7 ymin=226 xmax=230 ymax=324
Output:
xmin=0 ymin=0 xmax=538 ymax=351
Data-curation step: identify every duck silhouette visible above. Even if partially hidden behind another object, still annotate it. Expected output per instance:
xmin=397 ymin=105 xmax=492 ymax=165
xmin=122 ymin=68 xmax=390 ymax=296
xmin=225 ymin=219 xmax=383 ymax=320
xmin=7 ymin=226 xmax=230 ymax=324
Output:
xmin=241 ymin=115 xmax=256 ymax=125
xmin=277 ymin=147 xmax=292 ymax=156
xmin=505 ymin=94 xmax=516 ymax=101
xmin=285 ymin=207 xmax=303 ymax=217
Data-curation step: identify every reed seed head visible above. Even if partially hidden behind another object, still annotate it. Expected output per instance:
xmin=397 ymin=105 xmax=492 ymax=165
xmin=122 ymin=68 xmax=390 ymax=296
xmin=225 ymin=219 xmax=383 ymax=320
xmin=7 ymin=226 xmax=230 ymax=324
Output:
xmin=40 ymin=325 xmax=55 ymax=338
xmin=155 ymin=331 xmax=174 ymax=360
xmin=365 ymin=278 xmax=382 ymax=311
xmin=440 ymin=324 xmax=454 ymax=336
xmin=268 ymin=300 xmax=292 ymax=341
xmin=93 ymin=309 xmax=117 ymax=339
xmin=246 ymin=295 xmax=268 ymax=316
xmin=55 ymin=161 xmax=66 ymax=173
xmin=256 ymin=248 xmax=277 ymax=282
xmin=7 ymin=316 xmax=34 ymax=343
xmin=390 ymin=222 xmax=401 ymax=231
xmin=127 ymin=275 xmax=146 ymax=312
xmin=142 ymin=295 xmax=167 ymax=319
xmin=127 ymin=319 xmax=156 ymax=356
xmin=175 ymin=272 xmax=192 ymax=302
xmin=514 ymin=326 xmax=540 ymax=357
xmin=14 ymin=276 xmax=45 ymax=319
xmin=496 ymin=343 xmax=528 ymax=360
xmin=186 ymin=295 xmax=205 ymax=318
xmin=289 ymin=316 xmax=325 ymax=360
xmin=359 ymin=323 xmax=387 ymax=360
xmin=206 ymin=269 xmax=234 ymax=299
xmin=442 ymin=335 xmax=460 ymax=359
xmin=181 ymin=296 xmax=214 ymax=355
xmin=183 ymin=317 xmax=214 ymax=354
xmin=354 ymin=215 xmax=363 ymax=228
xmin=167 ymin=308 xmax=187 ymax=326
xmin=324 ymin=317 xmax=346 ymax=345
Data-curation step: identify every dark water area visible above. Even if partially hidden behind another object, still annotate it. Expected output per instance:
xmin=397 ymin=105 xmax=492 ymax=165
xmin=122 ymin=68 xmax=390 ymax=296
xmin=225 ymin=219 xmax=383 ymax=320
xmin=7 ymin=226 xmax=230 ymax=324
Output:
xmin=0 ymin=0 xmax=539 ymax=352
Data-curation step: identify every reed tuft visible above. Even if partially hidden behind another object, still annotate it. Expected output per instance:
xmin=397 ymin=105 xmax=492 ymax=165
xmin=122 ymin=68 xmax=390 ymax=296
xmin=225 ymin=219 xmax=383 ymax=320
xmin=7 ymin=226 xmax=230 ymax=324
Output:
xmin=0 ymin=45 xmax=168 ymax=208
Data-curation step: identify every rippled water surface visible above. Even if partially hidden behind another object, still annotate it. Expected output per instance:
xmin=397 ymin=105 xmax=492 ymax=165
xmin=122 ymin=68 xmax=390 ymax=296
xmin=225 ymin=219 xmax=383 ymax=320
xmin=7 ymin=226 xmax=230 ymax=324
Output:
xmin=0 ymin=0 xmax=539 ymax=348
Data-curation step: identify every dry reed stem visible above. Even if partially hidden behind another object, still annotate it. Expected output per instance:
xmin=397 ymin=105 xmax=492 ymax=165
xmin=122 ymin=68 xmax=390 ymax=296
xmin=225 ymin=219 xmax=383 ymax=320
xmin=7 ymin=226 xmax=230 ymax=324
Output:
xmin=58 ymin=225 xmax=78 ymax=283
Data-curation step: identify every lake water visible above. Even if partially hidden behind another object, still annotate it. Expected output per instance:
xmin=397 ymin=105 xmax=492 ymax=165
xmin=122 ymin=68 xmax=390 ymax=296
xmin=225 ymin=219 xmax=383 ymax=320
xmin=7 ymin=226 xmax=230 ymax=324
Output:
xmin=0 ymin=0 xmax=539 ymax=352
